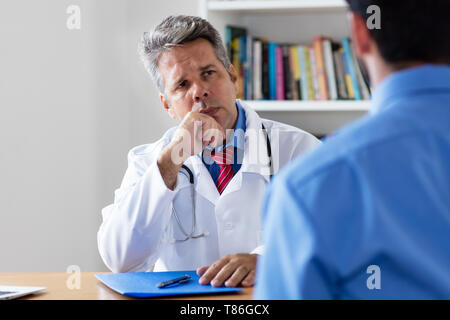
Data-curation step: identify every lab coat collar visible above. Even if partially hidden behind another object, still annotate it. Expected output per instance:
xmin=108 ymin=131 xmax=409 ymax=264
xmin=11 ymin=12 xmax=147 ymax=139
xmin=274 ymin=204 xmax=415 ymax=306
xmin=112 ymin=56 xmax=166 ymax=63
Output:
xmin=233 ymin=100 xmax=272 ymax=184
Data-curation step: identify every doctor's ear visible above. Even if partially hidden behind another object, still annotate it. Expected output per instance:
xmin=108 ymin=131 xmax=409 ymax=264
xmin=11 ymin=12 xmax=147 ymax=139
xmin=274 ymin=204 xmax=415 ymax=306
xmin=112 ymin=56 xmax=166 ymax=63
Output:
xmin=228 ymin=64 xmax=239 ymax=93
xmin=160 ymin=93 xmax=176 ymax=119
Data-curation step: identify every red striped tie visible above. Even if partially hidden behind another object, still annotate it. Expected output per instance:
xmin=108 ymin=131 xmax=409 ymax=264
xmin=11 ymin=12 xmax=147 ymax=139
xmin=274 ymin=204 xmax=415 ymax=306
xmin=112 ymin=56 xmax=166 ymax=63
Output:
xmin=210 ymin=147 xmax=234 ymax=194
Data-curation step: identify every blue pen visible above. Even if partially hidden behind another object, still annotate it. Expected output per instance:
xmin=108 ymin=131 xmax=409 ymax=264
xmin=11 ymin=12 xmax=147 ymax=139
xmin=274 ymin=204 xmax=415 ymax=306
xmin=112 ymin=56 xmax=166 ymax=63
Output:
xmin=157 ymin=275 xmax=191 ymax=288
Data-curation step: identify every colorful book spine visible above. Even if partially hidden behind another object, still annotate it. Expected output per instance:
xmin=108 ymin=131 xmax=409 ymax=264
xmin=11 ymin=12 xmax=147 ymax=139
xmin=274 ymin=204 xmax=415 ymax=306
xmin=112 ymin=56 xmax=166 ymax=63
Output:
xmin=290 ymin=45 xmax=301 ymax=100
xmin=322 ymin=39 xmax=338 ymax=100
xmin=282 ymin=46 xmax=292 ymax=100
xmin=225 ymin=25 xmax=247 ymax=61
xmin=350 ymin=42 xmax=371 ymax=100
xmin=262 ymin=42 xmax=269 ymax=100
xmin=239 ymin=36 xmax=247 ymax=100
xmin=231 ymin=37 xmax=242 ymax=99
xmin=342 ymin=37 xmax=361 ymax=100
xmin=268 ymin=42 xmax=277 ymax=100
xmin=246 ymin=35 xmax=253 ymax=100
xmin=304 ymin=46 xmax=314 ymax=100
xmin=275 ymin=45 xmax=285 ymax=100
xmin=253 ymin=40 xmax=263 ymax=100
xmin=297 ymin=45 xmax=310 ymax=100
xmin=333 ymin=48 xmax=348 ymax=99
xmin=313 ymin=36 xmax=329 ymax=100
xmin=309 ymin=46 xmax=319 ymax=100
xmin=341 ymin=47 xmax=354 ymax=99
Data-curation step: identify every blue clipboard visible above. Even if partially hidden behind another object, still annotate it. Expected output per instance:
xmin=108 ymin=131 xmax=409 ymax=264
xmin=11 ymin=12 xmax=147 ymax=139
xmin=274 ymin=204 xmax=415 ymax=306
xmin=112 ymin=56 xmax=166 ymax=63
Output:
xmin=96 ymin=271 xmax=242 ymax=298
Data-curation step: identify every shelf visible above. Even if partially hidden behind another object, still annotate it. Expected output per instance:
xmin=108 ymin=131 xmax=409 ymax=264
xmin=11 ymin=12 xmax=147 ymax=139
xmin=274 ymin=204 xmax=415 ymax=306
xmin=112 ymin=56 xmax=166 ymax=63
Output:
xmin=244 ymin=100 xmax=370 ymax=112
xmin=207 ymin=0 xmax=348 ymax=13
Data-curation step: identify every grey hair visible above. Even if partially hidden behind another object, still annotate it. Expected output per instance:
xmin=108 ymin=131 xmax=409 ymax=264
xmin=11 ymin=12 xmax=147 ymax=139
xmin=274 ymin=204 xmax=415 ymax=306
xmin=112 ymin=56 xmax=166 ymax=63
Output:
xmin=138 ymin=15 xmax=232 ymax=95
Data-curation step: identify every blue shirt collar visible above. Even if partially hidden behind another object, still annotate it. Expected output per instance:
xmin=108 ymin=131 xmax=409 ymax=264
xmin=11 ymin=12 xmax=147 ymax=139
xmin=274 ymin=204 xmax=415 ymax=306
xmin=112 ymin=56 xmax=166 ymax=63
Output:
xmin=370 ymin=64 xmax=450 ymax=115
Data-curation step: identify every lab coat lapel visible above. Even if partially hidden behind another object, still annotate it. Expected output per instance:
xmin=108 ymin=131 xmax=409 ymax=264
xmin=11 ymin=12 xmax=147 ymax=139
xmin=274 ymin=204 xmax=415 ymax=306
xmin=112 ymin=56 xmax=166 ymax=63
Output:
xmin=240 ymin=101 xmax=272 ymax=182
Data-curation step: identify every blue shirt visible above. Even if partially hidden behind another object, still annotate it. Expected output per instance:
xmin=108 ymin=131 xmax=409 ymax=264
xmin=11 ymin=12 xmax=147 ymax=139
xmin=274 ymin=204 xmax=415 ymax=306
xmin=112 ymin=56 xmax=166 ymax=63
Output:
xmin=254 ymin=65 xmax=450 ymax=299
xmin=202 ymin=101 xmax=246 ymax=185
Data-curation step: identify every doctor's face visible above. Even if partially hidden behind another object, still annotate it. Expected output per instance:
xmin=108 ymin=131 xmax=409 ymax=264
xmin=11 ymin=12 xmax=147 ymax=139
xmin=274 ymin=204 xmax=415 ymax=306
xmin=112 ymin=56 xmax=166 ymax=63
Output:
xmin=157 ymin=38 xmax=239 ymax=130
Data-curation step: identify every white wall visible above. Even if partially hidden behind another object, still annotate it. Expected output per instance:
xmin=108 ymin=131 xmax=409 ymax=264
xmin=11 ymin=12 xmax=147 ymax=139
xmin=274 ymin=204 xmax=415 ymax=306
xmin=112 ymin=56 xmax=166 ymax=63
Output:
xmin=0 ymin=0 xmax=197 ymax=272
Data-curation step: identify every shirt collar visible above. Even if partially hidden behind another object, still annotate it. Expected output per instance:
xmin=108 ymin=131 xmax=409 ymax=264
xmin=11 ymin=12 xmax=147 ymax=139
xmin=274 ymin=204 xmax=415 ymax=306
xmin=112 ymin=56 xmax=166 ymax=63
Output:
xmin=370 ymin=64 xmax=450 ymax=115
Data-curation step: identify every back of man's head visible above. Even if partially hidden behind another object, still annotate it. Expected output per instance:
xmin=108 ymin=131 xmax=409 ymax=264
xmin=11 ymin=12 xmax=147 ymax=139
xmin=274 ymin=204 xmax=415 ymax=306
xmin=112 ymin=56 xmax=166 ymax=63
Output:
xmin=346 ymin=0 xmax=450 ymax=68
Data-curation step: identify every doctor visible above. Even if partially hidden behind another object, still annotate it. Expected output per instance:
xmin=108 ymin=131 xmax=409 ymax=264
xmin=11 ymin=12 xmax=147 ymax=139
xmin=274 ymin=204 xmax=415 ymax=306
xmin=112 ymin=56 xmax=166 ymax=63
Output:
xmin=97 ymin=15 xmax=320 ymax=288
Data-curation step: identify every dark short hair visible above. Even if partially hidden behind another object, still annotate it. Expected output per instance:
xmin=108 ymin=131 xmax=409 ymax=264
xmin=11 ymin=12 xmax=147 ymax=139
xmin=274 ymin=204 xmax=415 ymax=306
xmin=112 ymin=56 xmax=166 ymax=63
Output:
xmin=346 ymin=0 xmax=450 ymax=66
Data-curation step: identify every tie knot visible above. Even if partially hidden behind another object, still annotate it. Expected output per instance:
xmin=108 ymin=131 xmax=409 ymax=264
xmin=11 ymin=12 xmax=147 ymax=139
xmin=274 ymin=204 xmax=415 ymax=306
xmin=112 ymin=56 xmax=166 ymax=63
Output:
xmin=210 ymin=147 xmax=234 ymax=166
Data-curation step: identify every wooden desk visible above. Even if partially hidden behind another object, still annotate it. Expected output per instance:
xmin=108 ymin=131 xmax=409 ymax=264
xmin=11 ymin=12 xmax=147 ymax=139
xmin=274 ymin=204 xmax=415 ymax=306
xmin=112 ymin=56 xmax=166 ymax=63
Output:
xmin=0 ymin=272 xmax=253 ymax=300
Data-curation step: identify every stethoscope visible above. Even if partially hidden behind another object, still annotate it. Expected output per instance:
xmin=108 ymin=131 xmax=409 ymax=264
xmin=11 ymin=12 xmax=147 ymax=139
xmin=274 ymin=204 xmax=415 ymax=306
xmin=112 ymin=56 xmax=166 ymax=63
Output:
xmin=170 ymin=124 xmax=273 ymax=243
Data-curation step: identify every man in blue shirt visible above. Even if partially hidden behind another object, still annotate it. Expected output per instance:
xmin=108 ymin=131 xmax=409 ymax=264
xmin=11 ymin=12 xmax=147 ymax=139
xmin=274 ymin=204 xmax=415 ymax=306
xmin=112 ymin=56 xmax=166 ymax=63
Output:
xmin=255 ymin=0 xmax=450 ymax=299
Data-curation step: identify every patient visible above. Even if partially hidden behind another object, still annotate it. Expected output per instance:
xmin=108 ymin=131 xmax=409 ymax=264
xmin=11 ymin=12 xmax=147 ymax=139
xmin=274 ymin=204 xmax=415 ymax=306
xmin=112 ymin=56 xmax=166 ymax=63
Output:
xmin=255 ymin=0 xmax=450 ymax=299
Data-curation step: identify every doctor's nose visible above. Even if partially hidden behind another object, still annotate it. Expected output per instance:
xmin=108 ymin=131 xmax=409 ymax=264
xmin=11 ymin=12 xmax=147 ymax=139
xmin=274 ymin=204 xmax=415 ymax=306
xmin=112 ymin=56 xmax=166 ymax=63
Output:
xmin=192 ymin=84 xmax=209 ymax=103
xmin=195 ymin=93 xmax=208 ymax=102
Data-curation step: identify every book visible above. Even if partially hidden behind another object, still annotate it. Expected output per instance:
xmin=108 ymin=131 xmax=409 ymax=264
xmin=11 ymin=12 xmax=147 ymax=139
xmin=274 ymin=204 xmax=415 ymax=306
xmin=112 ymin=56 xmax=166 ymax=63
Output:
xmin=231 ymin=37 xmax=242 ymax=98
xmin=239 ymin=36 xmax=247 ymax=99
xmin=309 ymin=46 xmax=319 ymax=100
xmin=268 ymin=42 xmax=277 ymax=100
xmin=262 ymin=42 xmax=270 ymax=99
xmin=341 ymin=47 xmax=355 ymax=99
xmin=342 ymin=37 xmax=361 ymax=100
xmin=225 ymin=25 xmax=247 ymax=61
xmin=313 ymin=36 xmax=329 ymax=100
xmin=282 ymin=45 xmax=293 ymax=100
xmin=333 ymin=46 xmax=349 ymax=99
xmin=350 ymin=42 xmax=371 ymax=100
xmin=275 ymin=45 xmax=285 ymax=100
xmin=290 ymin=45 xmax=301 ymax=100
xmin=322 ymin=39 xmax=338 ymax=100
xmin=245 ymin=35 xmax=253 ymax=100
xmin=253 ymin=40 xmax=263 ymax=100
xmin=297 ymin=45 xmax=311 ymax=100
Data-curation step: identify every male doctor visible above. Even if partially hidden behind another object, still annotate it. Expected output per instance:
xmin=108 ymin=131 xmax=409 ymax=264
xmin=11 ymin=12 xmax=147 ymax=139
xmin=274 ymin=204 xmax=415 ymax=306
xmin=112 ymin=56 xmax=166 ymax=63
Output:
xmin=97 ymin=15 xmax=320 ymax=288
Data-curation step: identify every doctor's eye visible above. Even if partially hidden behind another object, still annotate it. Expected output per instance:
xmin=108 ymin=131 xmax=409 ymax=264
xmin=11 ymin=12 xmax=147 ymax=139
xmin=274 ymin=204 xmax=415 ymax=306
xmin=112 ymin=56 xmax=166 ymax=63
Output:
xmin=203 ymin=70 xmax=215 ymax=77
xmin=177 ymin=80 xmax=187 ymax=89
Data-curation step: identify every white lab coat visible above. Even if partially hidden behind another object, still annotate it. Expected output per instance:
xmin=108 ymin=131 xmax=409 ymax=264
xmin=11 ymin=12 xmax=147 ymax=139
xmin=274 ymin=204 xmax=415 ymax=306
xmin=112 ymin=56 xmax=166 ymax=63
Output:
xmin=97 ymin=100 xmax=320 ymax=272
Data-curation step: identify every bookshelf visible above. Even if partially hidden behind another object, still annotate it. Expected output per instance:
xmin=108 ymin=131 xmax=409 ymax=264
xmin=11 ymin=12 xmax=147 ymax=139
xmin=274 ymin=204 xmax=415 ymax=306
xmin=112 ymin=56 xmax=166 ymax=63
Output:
xmin=247 ymin=100 xmax=370 ymax=112
xmin=199 ymin=0 xmax=370 ymax=135
xmin=205 ymin=0 xmax=347 ymax=13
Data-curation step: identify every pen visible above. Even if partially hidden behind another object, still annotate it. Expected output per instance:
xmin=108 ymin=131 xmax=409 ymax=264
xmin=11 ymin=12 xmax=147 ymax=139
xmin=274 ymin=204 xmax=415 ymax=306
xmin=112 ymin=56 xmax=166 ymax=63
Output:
xmin=157 ymin=275 xmax=191 ymax=288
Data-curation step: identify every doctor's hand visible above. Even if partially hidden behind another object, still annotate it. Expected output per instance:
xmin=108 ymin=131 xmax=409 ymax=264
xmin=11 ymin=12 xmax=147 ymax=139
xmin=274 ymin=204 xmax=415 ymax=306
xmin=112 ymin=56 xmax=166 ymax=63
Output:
xmin=158 ymin=107 xmax=225 ymax=190
xmin=170 ymin=106 xmax=226 ymax=161
xmin=196 ymin=253 xmax=258 ymax=288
